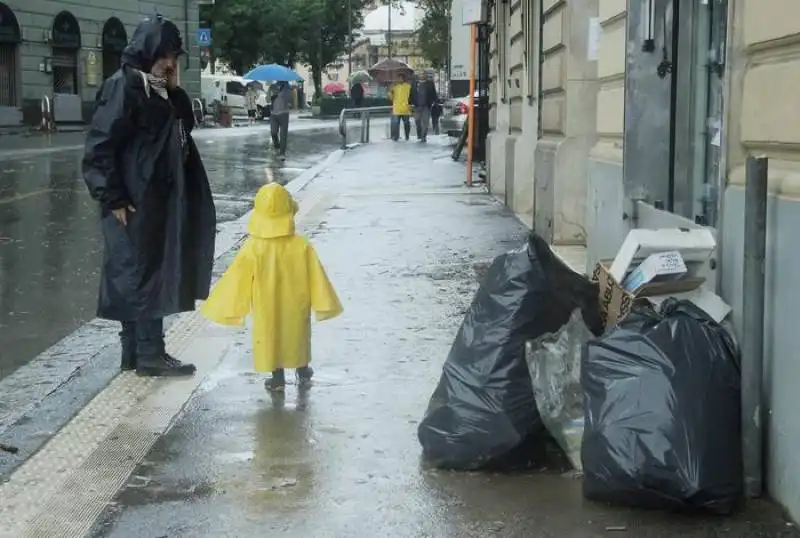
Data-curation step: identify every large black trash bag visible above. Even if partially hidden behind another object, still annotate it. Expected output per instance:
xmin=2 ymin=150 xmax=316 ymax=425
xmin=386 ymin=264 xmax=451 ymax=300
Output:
xmin=417 ymin=233 xmax=604 ymax=470
xmin=581 ymin=299 xmax=743 ymax=513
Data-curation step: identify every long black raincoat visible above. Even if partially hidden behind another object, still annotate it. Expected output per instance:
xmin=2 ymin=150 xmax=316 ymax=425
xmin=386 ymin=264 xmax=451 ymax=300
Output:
xmin=83 ymin=18 xmax=216 ymax=322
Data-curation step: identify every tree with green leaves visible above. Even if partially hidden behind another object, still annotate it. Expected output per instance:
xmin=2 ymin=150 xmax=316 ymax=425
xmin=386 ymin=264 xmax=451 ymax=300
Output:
xmin=201 ymin=0 xmax=364 ymax=90
xmin=201 ymin=0 xmax=273 ymax=74
xmin=416 ymin=0 xmax=450 ymax=70
xmin=295 ymin=0 xmax=365 ymax=98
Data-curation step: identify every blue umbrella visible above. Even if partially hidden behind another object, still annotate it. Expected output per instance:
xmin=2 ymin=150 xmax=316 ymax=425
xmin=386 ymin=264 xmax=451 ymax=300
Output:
xmin=244 ymin=64 xmax=303 ymax=82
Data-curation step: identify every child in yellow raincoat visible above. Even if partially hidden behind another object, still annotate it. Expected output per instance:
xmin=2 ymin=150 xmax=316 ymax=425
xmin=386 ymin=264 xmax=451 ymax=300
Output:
xmin=201 ymin=183 xmax=343 ymax=392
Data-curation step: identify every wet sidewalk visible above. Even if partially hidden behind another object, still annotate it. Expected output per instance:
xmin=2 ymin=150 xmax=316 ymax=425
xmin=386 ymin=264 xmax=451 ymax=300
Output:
xmin=0 ymin=140 xmax=797 ymax=537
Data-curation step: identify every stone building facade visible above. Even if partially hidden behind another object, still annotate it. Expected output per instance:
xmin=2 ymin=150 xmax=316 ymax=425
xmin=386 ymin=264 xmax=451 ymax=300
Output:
xmin=486 ymin=0 xmax=597 ymax=244
xmin=0 ymin=0 xmax=201 ymax=128
xmin=484 ymin=0 xmax=800 ymax=523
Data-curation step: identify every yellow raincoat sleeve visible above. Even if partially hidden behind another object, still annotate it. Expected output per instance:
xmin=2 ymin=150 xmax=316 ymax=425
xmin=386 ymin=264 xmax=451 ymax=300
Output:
xmin=306 ymin=244 xmax=343 ymax=322
xmin=200 ymin=243 xmax=255 ymax=326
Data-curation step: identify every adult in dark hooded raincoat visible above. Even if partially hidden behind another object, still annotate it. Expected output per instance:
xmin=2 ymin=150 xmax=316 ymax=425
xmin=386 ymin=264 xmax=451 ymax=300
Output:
xmin=83 ymin=16 xmax=216 ymax=376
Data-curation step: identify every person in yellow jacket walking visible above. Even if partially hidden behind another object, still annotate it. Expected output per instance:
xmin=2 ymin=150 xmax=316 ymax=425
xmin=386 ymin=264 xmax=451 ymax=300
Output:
xmin=389 ymin=73 xmax=412 ymax=141
xmin=201 ymin=183 xmax=343 ymax=392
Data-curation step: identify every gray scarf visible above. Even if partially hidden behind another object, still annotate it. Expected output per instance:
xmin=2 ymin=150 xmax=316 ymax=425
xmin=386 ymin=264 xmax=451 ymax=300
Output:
xmin=145 ymin=73 xmax=169 ymax=100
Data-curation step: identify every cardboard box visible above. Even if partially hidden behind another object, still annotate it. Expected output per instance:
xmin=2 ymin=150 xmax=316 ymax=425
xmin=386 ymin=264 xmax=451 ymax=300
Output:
xmin=608 ymin=228 xmax=716 ymax=283
xmin=592 ymin=261 xmax=706 ymax=328
xmin=622 ymin=250 xmax=687 ymax=292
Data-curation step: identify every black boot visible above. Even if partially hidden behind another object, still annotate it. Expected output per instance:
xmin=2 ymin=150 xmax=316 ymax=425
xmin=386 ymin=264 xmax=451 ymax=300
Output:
xmin=121 ymin=344 xmax=137 ymax=371
xmin=120 ymin=324 xmax=136 ymax=371
xmin=136 ymin=353 xmax=196 ymax=377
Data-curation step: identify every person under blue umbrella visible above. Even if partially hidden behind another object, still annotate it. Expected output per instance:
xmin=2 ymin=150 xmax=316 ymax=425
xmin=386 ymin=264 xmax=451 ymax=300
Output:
xmin=270 ymin=81 xmax=292 ymax=157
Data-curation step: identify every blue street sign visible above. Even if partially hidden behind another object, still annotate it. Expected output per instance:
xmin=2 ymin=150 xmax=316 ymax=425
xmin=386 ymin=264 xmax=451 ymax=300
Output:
xmin=196 ymin=28 xmax=212 ymax=47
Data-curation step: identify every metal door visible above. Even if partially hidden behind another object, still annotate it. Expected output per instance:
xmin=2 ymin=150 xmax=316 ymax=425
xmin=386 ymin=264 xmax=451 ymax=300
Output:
xmin=671 ymin=0 xmax=728 ymax=225
xmin=700 ymin=0 xmax=727 ymax=227
xmin=53 ymin=51 xmax=78 ymax=94
xmin=0 ymin=44 xmax=17 ymax=106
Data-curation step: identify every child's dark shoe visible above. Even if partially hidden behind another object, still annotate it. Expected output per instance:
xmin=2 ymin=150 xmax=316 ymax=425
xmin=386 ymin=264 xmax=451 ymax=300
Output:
xmin=266 ymin=369 xmax=286 ymax=393
xmin=296 ymin=366 xmax=314 ymax=388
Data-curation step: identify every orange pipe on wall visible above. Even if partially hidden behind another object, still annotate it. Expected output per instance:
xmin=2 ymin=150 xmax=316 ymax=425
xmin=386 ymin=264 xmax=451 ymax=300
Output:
xmin=466 ymin=23 xmax=477 ymax=187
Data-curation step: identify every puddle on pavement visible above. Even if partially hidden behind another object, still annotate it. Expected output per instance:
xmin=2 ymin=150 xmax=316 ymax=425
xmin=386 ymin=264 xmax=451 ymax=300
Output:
xmin=114 ymin=478 xmax=217 ymax=505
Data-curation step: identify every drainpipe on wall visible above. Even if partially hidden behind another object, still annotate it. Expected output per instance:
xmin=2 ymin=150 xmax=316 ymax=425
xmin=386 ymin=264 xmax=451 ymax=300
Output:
xmin=388 ymin=2 xmax=393 ymax=59
xmin=742 ymin=154 xmax=768 ymax=499
xmin=536 ymin=0 xmax=543 ymax=137
xmin=184 ymin=0 xmax=190 ymax=76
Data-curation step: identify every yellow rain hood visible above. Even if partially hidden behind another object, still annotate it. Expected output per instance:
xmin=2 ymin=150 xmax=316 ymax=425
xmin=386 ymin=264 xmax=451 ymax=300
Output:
xmin=247 ymin=183 xmax=299 ymax=239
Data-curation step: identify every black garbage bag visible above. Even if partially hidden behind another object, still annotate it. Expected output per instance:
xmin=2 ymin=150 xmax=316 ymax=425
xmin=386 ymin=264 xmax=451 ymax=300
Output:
xmin=581 ymin=299 xmax=743 ymax=513
xmin=417 ymin=233 xmax=604 ymax=470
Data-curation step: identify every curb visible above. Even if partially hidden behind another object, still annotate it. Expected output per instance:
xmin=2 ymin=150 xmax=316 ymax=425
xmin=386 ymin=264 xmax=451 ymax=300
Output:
xmin=288 ymin=148 xmax=344 ymax=195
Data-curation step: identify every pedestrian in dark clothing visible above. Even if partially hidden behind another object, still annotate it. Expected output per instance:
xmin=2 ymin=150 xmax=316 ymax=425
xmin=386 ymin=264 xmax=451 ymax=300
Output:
xmin=410 ymin=74 xmax=438 ymax=142
xmin=431 ymin=99 xmax=443 ymax=135
xmin=270 ymin=81 xmax=292 ymax=156
xmin=82 ymin=15 xmax=217 ymax=377
xmin=351 ymin=82 xmax=364 ymax=107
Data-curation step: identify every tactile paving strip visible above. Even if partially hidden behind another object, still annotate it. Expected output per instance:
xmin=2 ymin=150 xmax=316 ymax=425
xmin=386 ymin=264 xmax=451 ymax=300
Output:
xmin=0 ymin=312 xmax=211 ymax=538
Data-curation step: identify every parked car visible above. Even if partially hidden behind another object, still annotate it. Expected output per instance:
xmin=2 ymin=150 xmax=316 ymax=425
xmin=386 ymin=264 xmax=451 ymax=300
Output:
xmin=440 ymin=91 xmax=481 ymax=138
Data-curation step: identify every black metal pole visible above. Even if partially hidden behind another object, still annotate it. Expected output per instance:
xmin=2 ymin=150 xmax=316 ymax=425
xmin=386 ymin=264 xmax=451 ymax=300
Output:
xmin=742 ymin=155 xmax=768 ymax=499
xmin=348 ymin=0 xmax=353 ymax=75
xmin=388 ymin=1 xmax=392 ymax=59
xmin=446 ymin=3 xmax=451 ymax=97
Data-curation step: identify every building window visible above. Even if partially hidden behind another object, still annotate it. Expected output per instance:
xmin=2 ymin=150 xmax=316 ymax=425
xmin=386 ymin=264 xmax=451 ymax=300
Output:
xmin=524 ymin=0 xmax=535 ymax=100
xmin=225 ymin=80 xmax=246 ymax=96
xmin=53 ymin=53 xmax=78 ymax=94
xmin=497 ymin=1 xmax=507 ymax=101
xmin=0 ymin=2 xmax=21 ymax=107
xmin=51 ymin=11 xmax=82 ymax=95
xmin=101 ymin=17 xmax=127 ymax=80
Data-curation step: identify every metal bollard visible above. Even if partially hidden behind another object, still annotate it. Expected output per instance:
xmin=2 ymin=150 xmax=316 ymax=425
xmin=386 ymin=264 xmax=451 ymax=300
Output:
xmin=339 ymin=106 xmax=392 ymax=148
xmin=339 ymin=108 xmax=348 ymax=149
xmin=40 ymin=96 xmax=54 ymax=133
xmin=742 ymin=154 xmax=768 ymax=499
xmin=192 ymin=98 xmax=204 ymax=127
xmin=360 ymin=112 xmax=367 ymax=144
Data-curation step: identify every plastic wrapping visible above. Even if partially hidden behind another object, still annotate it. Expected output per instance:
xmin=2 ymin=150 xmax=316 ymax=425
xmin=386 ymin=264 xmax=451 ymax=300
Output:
xmin=581 ymin=300 xmax=743 ymax=513
xmin=526 ymin=310 xmax=593 ymax=472
xmin=417 ymin=234 xmax=603 ymax=470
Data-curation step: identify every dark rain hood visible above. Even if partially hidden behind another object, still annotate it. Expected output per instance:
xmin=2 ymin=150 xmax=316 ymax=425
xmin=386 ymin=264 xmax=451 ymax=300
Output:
xmin=83 ymin=29 xmax=216 ymax=322
xmin=122 ymin=15 xmax=186 ymax=73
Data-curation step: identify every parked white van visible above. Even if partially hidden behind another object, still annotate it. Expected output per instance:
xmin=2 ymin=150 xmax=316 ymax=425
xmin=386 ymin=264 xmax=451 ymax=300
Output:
xmin=201 ymin=74 xmax=270 ymax=119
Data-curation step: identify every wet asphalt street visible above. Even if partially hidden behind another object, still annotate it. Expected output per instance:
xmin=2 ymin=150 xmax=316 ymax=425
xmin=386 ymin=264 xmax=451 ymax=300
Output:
xmin=78 ymin=141 xmax=799 ymax=538
xmin=0 ymin=121 xmax=356 ymax=380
